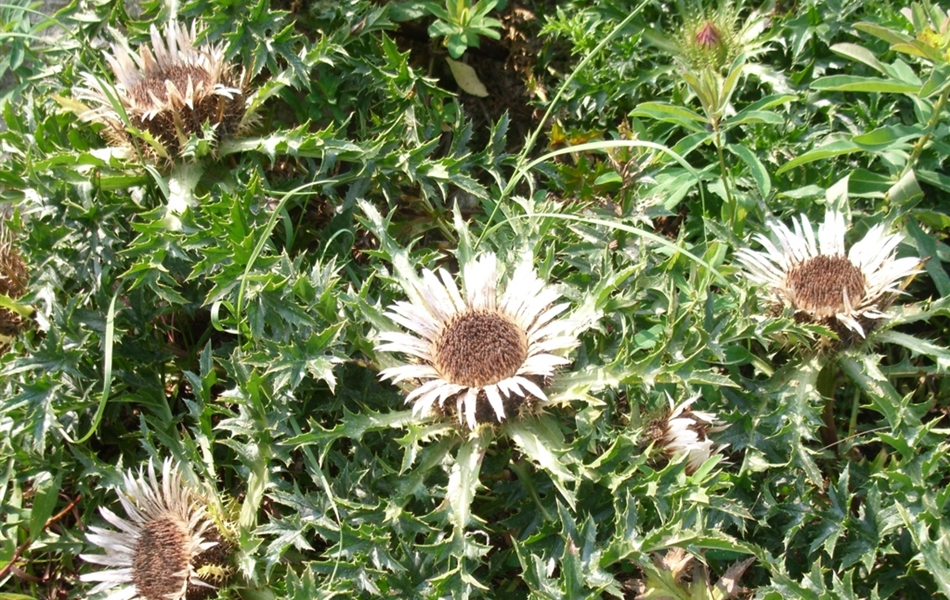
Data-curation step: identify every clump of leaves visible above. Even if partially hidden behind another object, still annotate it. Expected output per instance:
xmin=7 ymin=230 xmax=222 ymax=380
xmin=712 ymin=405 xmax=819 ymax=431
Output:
xmin=426 ymin=0 xmax=505 ymax=59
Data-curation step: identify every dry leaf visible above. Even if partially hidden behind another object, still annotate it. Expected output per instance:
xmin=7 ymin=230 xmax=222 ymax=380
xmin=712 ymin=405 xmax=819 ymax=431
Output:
xmin=446 ymin=57 xmax=489 ymax=97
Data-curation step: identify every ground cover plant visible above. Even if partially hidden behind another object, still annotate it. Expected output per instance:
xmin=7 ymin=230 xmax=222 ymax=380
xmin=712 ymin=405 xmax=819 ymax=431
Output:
xmin=1 ymin=0 xmax=949 ymax=597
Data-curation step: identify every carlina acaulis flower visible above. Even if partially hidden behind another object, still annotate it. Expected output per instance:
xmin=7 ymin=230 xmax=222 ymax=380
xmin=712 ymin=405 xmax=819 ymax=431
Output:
xmin=74 ymin=21 xmax=248 ymax=160
xmin=734 ymin=211 xmax=923 ymax=340
xmin=80 ymin=458 xmax=233 ymax=600
xmin=375 ymin=252 xmax=579 ymax=429
xmin=0 ymin=220 xmax=28 ymax=339
xmin=650 ymin=394 xmax=727 ymax=474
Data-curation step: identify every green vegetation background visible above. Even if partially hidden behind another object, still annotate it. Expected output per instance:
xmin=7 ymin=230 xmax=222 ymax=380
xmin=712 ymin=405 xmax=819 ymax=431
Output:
xmin=1 ymin=0 xmax=949 ymax=597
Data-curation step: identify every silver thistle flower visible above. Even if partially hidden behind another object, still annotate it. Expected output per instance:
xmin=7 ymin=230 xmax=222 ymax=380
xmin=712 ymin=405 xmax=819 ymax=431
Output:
xmin=80 ymin=459 xmax=223 ymax=600
xmin=74 ymin=22 xmax=246 ymax=159
xmin=735 ymin=211 xmax=922 ymax=338
xmin=376 ymin=252 xmax=579 ymax=429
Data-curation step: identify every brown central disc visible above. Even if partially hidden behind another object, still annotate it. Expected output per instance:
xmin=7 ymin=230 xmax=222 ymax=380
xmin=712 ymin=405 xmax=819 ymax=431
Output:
xmin=786 ymin=254 xmax=866 ymax=317
xmin=434 ymin=310 xmax=528 ymax=388
xmin=132 ymin=516 xmax=191 ymax=600
xmin=130 ymin=65 xmax=212 ymax=106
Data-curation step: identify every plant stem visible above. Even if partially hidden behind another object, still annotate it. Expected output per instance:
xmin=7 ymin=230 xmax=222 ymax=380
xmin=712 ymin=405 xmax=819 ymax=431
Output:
xmin=817 ymin=359 xmax=839 ymax=453
xmin=477 ymin=0 xmax=650 ymax=247
xmin=900 ymin=85 xmax=950 ymax=180
xmin=712 ymin=124 xmax=738 ymax=230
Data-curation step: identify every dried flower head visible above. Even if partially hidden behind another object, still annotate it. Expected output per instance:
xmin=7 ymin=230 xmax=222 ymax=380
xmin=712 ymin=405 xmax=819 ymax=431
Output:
xmin=80 ymin=458 xmax=231 ymax=600
xmin=735 ymin=211 xmax=922 ymax=339
xmin=653 ymin=395 xmax=727 ymax=474
xmin=74 ymin=22 xmax=247 ymax=160
xmin=376 ymin=253 xmax=579 ymax=429
xmin=0 ymin=220 xmax=28 ymax=339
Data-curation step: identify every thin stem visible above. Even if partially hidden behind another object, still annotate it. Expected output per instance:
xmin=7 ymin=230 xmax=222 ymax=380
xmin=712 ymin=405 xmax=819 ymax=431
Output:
xmin=900 ymin=85 xmax=950 ymax=180
xmin=848 ymin=387 xmax=861 ymax=442
xmin=477 ymin=0 xmax=650 ymax=246
xmin=0 ymin=494 xmax=82 ymax=580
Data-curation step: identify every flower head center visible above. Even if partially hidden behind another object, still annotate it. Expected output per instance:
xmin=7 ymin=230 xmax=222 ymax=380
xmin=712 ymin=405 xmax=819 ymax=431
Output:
xmin=130 ymin=65 xmax=212 ymax=106
xmin=132 ymin=515 xmax=191 ymax=600
xmin=434 ymin=310 xmax=528 ymax=388
xmin=787 ymin=254 xmax=866 ymax=317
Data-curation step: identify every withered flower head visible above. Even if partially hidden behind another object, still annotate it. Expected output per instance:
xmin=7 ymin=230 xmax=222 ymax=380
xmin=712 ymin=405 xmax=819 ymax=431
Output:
xmin=654 ymin=395 xmax=727 ymax=474
xmin=376 ymin=253 xmax=579 ymax=429
xmin=0 ymin=220 xmax=28 ymax=339
xmin=80 ymin=458 xmax=232 ymax=600
xmin=74 ymin=22 xmax=247 ymax=160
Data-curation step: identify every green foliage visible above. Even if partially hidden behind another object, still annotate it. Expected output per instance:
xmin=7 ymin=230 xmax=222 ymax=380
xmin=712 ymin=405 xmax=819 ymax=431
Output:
xmin=423 ymin=0 xmax=505 ymax=59
xmin=1 ymin=0 xmax=950 ymax=598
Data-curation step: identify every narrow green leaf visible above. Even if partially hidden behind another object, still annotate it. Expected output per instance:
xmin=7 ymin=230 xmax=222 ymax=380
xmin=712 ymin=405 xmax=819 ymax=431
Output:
xmin=670 ymin=131 xmax=713 ymax=158
xmin=776 ymin=140 xmax=861 ymax=175
xmin=875 ymin=330 xmax=950 ymax=372
xmin=830 ymin=42 xmax=888 ymax=74
xmin=631 ymin=102 xmax=709 ymax=131
xmin=722 ymin=110 xmax=785 ymax=128
xmin=891 ymin=40 xmax=945 ymax=62
xmin=852 ymin=124 xmax=923 ymax=148
xmin=727 ymin=144 xmax=771 ymax=197
xmin=853 ymin=22 xmax=913 ymax=46
xmin=28 ymin=471 xmax=60 ymax=543
xmin=810 ymin=75 xmax=919 ymax=94
xmin=69 ymin=289 xmax=119 ymax=445
xmin=918 ymin=168 xmax=950 ymax=193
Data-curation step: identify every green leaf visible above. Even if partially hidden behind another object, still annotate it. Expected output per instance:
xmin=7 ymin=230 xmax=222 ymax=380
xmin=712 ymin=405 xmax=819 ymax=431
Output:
xmin=848 ymin=168 xmax=893 ymax=197
xmin=775 ymin=140 xmax=861 ymax=175
xmin=810 ymin=75 xmax=920 ymax=94
xmin=446 ymin=428 xmax=490 ymax=534
xmin=505 ymin=415 xmax=577 ymax=510
xmin=726 ymin=143 xmax=771 ymax=197
xmin=830 ymin=42 xmax=888 ymax=74
xmin=887 ymin=169 xmax=923 ymax=208
xmin=722 ymin=109 xmax=785 ymax=128
xmin=853 ymin=22 xmax=913 ymax=46
xmin=28 ymin=471 xmax=61 ymax=543
xmin=906 ymin=217 xmax=950 ymax=297
xmin=920 ymin=63 xmax=950 ymax=98
xmin=891 ymin=40 xmax=946 ymax=62
xmin=630 ymin=102 xmax=709 ymax=132
xmin=874 ymin=331 xmax=950 ymax=372
xmin=838 ymin=353 xmax=906 ymax=435
xmin=852 ymin=124 xmax=924 ymax=149
xmin=897 ymin=504 xmax=950 ymax=597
